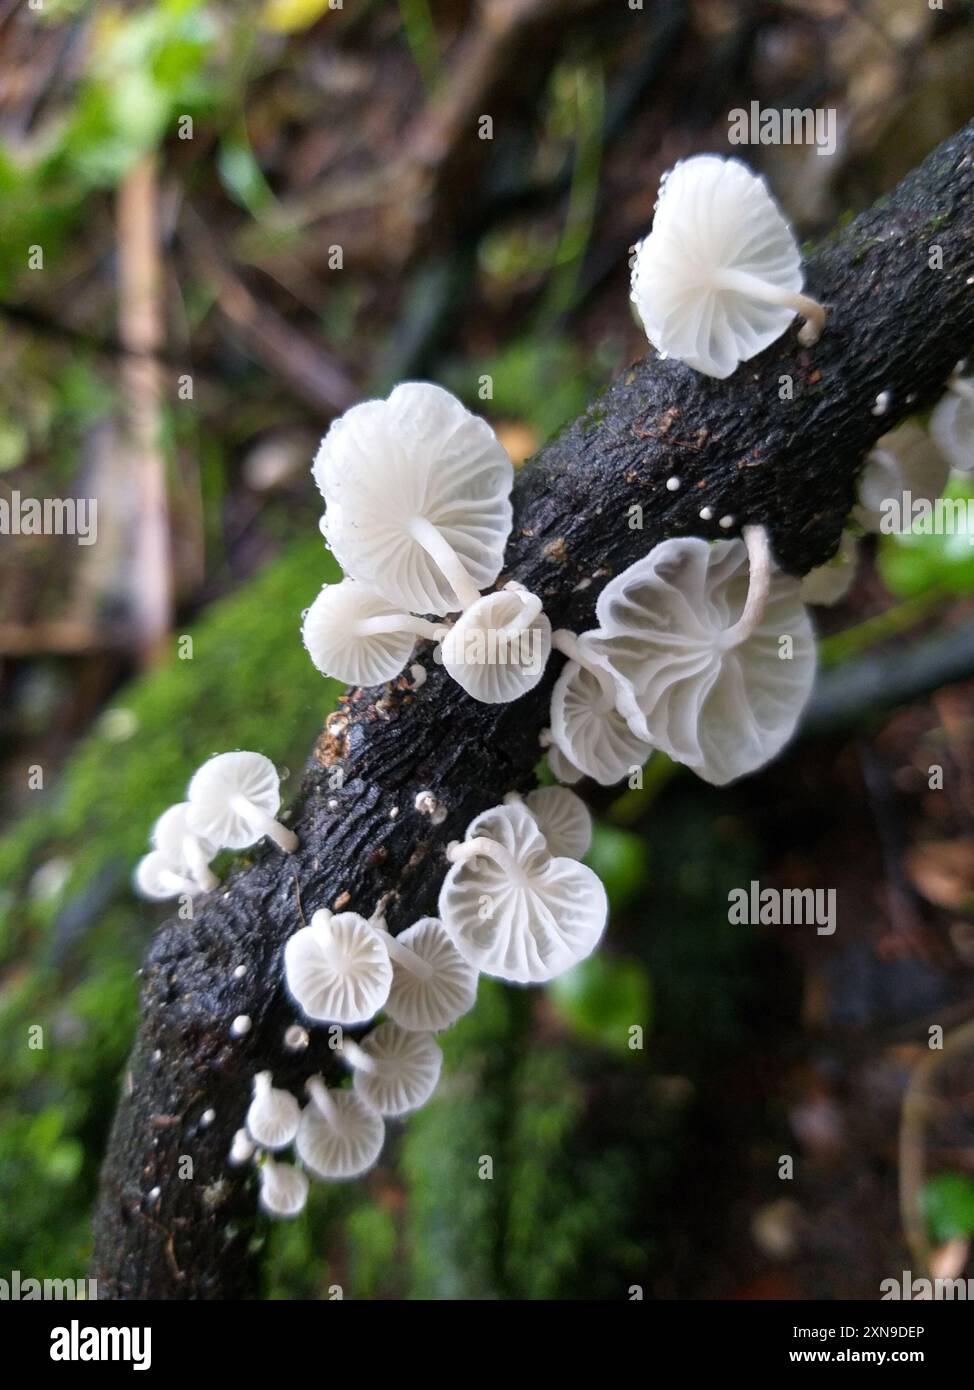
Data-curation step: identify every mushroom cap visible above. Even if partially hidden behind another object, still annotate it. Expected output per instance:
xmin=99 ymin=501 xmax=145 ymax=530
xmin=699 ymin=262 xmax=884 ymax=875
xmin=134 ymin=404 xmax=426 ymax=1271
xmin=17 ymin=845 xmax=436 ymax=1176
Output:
xmin=523 ymin=786 xmax=593 ymax=860
xmin=295 ymin=1087 xmax=385 ymax=1179
xmin=302 ymin=579 xmax=417 ymax=687
xmin=930 ymin=380 xmax=974 ymax=473
xmin=246 ymin=1072 xmax=301 ymax=1150
xmin=439 ymin=801 xmax=608 ymax=983
xmin=590 ymin=536 xmax=816 ymax=786
xmin=133 ymin=850 xmax=190 ymax=900
xmin=185 ymin=750 xmax=283 ymax=849
xmin=151 ymin=802 xmax=218 ymax=865
xmin=258 ymin=1158 xmax=308 ymax=1217
xmin=550 ymin=658 xmax=653 ymax=786
xmin=285 ymin=909 xmax=393 ymax=1025
xmin=853 ymin=423 xmax=950 ymax=533
xmin=546 ymin=742 xmax=583 ymax=785
xmin=631 ymin=155 xmax=803 ymax=379
xmin=440 ymin=589 xmax=552 ymax=703
xmin=384 ymin=917 xmax=478 ymax=1032
xmin=313 ymin=382 xmax=513 ymax=616
xmin=800 ymin=531 xmax=859 ymax=607
xmin=350 ymin=1021 xmax=443 ymax=1116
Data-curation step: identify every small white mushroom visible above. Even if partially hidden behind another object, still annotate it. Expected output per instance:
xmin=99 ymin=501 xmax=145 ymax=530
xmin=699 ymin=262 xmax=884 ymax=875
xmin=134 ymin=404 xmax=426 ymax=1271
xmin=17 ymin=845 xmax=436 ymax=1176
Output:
xmin=228 ymin=1127 xmax=256 ymax=1166
xmin=245 ymin=1071 xmax=300 ymax=1150
xmin=186 ymin=751 xmax=298 ymax=853
xmin=853 ymin=422 xmax=950 ymax=532
xmin=549 ymin=631 xmax=654 ymax=787
xmin=151 ymin=802 xmax=218 ymax=893
xmin=545 ymin=740 xmax=584 ymax=785
xmin=133 ymin=850 xmax=199 ymax=901
xmin=258 ymin=1157 xmax=308 ymax=1217
xmin=313 ymin=382 xmax=513 ymax=615
xmin=519 ymin=786 xmax=592 ymax=860
xmin=930 ymin=374 xmax=974 ymax=473
xmin=439 ymin=800 xmax=607 ymax=983
xmin=630 ymin=155 xmax=826 ymax=379
xmin=376 ymin=916 xmax=478 ymax=1033
xmin=338 ymin=1021 xmax=443 ymax=1116
xmin=589 ymin=528 xmax=815 ymax=786
xmin=284 ymin=908 xmax=392 ymax=1025
xmin=296 ymin=1076 xmax=385 ymax=1179
xmin=230 ymin=1014 xmax=252 ymax=1038
xmin=801 ymin=532 xmax=859 ymax=607
xmin=440 ymin=584 xmax=552 ymax=703
xmin=302 ymin=579 xmax=447 ymax=687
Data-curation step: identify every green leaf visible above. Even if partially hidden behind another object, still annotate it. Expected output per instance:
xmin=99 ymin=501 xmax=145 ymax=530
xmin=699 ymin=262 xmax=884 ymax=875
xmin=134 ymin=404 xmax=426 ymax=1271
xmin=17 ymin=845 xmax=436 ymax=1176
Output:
xmin=923 ymin=1172 xmax=974 ymax=1243
xmin=548 ymin=953 xmax=652 ymax=1054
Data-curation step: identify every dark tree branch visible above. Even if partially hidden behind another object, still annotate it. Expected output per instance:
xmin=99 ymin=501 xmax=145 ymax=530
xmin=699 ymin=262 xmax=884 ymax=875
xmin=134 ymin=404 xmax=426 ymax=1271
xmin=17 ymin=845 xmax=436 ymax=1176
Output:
xmin=91 ymin=122 xmax=974 ymax=1299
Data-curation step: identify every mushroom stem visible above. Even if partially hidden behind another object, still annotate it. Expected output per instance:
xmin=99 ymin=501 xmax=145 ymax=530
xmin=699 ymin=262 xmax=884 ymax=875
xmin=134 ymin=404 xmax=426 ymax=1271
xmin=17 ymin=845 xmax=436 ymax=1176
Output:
xmin=159 ymin=866 xmax=199 ymax=896
xmin=306 ymin=1075 xmax=340 ymax=1125
xmin=712 ymin=268 xmax=827 ymax=347
xmin=230 ymin=795 xmax=299 ymax=853
xmin=447 ymin=834 xmax=519 ymax=877
xmin=371 ymin=918 xmax=435 ymax=982
xmin=339 ymin=1038 xmax=382 ymax=1076
xmin=407 ymin=516 xmax=482 ymax=610
xmin=354 ymin=613 xmax=448 ymax=642
xmin=182 ymin=834 xmax=217 ymax=892
xmin=552 ymin=629 xmax=618 ymax=714
xmin=504 ymin=588 xmax=544 ymax=634
xmin=721 ymin=524 xmax=772 ymax=648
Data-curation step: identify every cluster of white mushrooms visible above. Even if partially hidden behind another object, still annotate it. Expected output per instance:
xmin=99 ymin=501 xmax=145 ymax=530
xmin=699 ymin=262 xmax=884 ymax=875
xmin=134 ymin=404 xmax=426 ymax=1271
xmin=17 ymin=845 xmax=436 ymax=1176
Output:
xmin=134 ymin=750 xmax=297 ymax=901
xmin=234 ymin=787 xmax=602 ymax=1216
xmin=128 ymin=152 xmax=971 ymax=1220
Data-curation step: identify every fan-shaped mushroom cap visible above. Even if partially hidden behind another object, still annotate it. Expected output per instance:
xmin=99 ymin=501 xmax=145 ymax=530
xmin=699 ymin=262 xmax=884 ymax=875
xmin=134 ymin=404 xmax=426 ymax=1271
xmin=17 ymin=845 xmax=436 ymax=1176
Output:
xmin=314 ymin=382 xmax=513 ymax=616
xmin=284 ymin=909 xmax=393 ymax=1025
xmin=245 ymin=1071 xmax=300 ymax=1151
xmin=549 ymin=642 xmax=653 ymax=787
xmin=439 ymin=800 xmax=608 ymax=983
xmin=296 ymin=1078 xmax=385 ymax=1180
xmin=133 ymin=850 xmax=199 ymax=900
xmin=801 ymin=531 xmax=859 ymax=607
xmin=440 ymin=585 xmax=552 ymax=703
xmin=521 ymin=786 xmax=592 ymax=860
xmin=186 ymin=750 xmax=298 ymax=853
xmin=382 ymin=917 xmax=478 ymax=1032
xmin=931 ymin=377 xmax=974 ymax=473
xmin=546 ymin=741 xmax=584 ymax=785
xmin=631 ymin=155 xmax=823 ymax=379
xmin=151 ymin=802 xmax=218 ymax=891
xmin=258 ymin=1158 xmax=308 ymax=1217
xmin=853 ymin=423 xmax=950 ymax=533
xmin=342 ymin=1022 xmax=443 ymax=1116
xmin=302 ymin=579 xmax=444 ymax=688
xmin=591 ymin=534 xmax=815 ymax=786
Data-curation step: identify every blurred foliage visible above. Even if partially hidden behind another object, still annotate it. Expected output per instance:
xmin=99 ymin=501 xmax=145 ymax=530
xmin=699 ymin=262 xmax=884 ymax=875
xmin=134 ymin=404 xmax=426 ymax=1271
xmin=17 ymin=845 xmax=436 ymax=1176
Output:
xmin=878 ymin=477 xmax=974 ymax=598
xmin=923 ymin=1173 xmax=974 ymax=1244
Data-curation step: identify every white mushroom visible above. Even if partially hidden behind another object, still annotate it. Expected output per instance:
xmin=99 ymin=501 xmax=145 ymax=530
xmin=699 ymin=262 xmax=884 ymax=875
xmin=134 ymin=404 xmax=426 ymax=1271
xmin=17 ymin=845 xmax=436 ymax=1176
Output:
xmin=296 ymin=1077 xmax=385 ymax=1180
xmin=258 ymin=1157 xmax=308 ymax=1217
xmin=314 ymin=382 xmax=513 ymax=615
xmin=591 ymin=528 xmax=815 ymax=786
xmin=228 ymin=1127 xmax=257 ymax=1167
xmin=284 ymin=909 xmax=393 ymax=1025
xmin=302 ymin=579 xmax=447 ymax=687
xmin=549 ymin=631 xmax=654 ymax=787
xmin=186 ymin=750 xmax=298 ymax=853
xmin=376 ymin=915 xmax=478 ymax=1033
xmin=151 ymin=802 xmax=218 ymax=892
xmin=545 ymin=740 xmax=584 ymax=785
xmin=338 ymin=1021 xmax=443 ymax=1116
xmin=518 ymin=786 xmax=592 ymax=860
xmin=800 ymin=531 xmax=859 ymax=607
xmin=245 ymin=1071 xmax=300 ymax=1151
xmin=853 ymin=422 xmax=950 ymax=533
xmin=439 ymin=800 xmax=607 ymax=983
xmin=930 ymin=374 xmax=974 ymax=473
xmin=630 ymin=154 xmax=826 ymax=379
xmin=440 ymin=583 xmax=552 ymax=703
xmin=133 ymin=850 xmax=199 ymax=901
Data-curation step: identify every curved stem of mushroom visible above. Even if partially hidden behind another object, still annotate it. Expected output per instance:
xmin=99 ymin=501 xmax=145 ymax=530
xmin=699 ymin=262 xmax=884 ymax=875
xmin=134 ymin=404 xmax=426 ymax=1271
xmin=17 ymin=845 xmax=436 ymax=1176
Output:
xmin=230 ymin=795 xmax=299 ymax=853
xmin=370 ymin=916 xmax=435 ymax=982
xmin=182 ymin=834 xmax=217 ymax=892
xmin=720 ymin=525 xmax=772 ymax=649
xmin=447 ymin=834 xmax=519 ymax=877
xmin=712 ymin=268 xmax=827 ymax=347
xmin=155 ymin=865 xmax=200 ymax=897
xmin=354 ymin=614 xmax=448 ymax=642
xmin=552 ymin=629 xmax=619 ymax=714
xmin=306 ymin=1075 xmax=340 ymax=1125
xmin=407 ymin=516 xmax=483 ymax=610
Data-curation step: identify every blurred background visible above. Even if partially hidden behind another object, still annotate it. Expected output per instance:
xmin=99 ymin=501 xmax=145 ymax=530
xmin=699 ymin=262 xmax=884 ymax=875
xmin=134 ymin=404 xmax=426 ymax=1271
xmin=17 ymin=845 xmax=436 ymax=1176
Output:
xmin=2 ymin=0 xmax=974 ymax=1300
